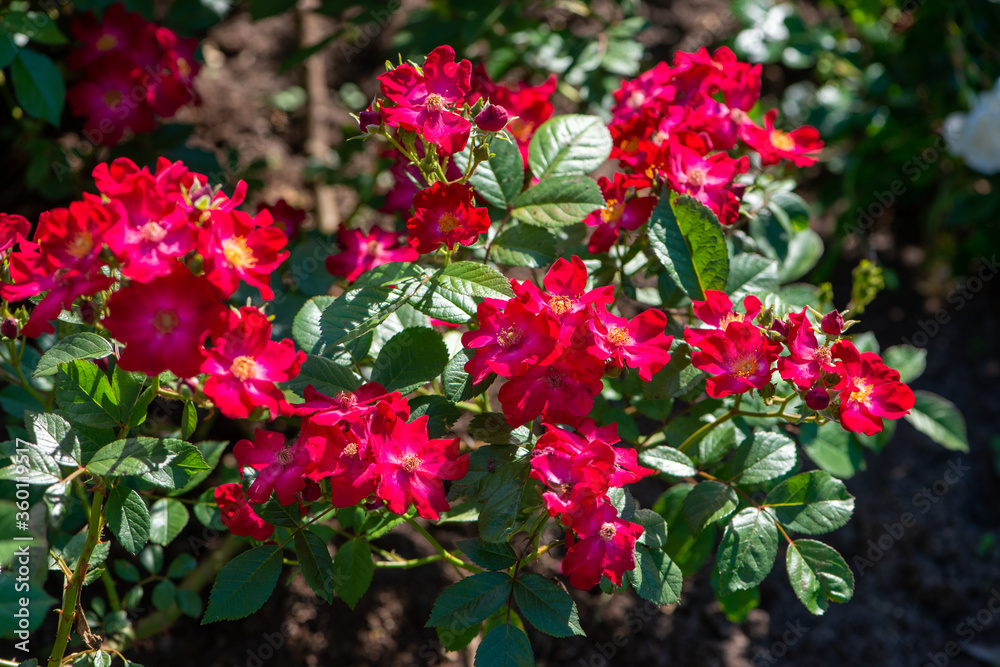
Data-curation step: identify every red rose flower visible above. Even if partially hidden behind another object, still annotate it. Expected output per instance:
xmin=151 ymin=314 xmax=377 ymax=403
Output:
xmin=214 ymin=483 xmax=274 ymax=541
xmin=739 ymin=109 xmax=823 ymax=167
xmin=562 ymin=501 xmax=644 ymax=589
xmin=326 ymin=225 xmax=418 ymax=283
xmin=690 ymin=321 xmax=782 ymax=398
xmin=831 ymin=341 xmax=915 ymax=435
xmin=406 ymin=181 xmax=490 ymax=254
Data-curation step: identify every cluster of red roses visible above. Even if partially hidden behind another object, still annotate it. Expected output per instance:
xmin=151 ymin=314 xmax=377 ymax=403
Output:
xmin=215 ymin=382 xmax=468 ymax=539
xmin=582 ymin=47 xmax=824 ymax=253
xmin=463 ymin=255 xmax=674 ymax=428
xmin=0 ymin=158 xmax=300 ymax=420
xmin=529 ymin=421 xmax=654 ymax=589
xmin=66 ymin=3 xmax=199 ymax=145
xmin=327 ymin=46 xmax=558 ymax=282
xmin=685 ymin=290 xmax=915 ymax=435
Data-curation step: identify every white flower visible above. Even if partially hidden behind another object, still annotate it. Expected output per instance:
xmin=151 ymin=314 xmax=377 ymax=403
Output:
xmin=944 ymin=78 xmax=1000 ymax=175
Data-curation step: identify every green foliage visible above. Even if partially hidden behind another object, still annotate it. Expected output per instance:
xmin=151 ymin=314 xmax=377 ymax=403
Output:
xmin=427 ymin=572 xmax=513 ymax=629
xmin=512 ymin=574 xmax=584 ymax=637
xmin=203 ymin=546 xmax=283 ymax=623
xmin=648 ymin=192 xmax=730 ymax=300
xmin=904 ymin=390 xmax=969 ymax=452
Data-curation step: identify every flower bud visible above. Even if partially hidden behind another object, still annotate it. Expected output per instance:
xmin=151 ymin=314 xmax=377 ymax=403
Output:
xmin=301 ymin=479 xmax=322 ymax=503
xmin=364 ymin=497 xmax=386 ymax=512
xmin=474 ymin=104 xmax=510 ymax=132
xmin=603 ymin=360 xmax=623 ymax=379
xmin=821 ymin=310 xmax=844 ymax=336
xmin=805 ymin=386 xmax=831 ymax=411
xmin=359 ymin=104 xmax=381 ymax=133
xmin=1 ymin=317 xmax=19 ymax=339
xmin=79 ymin=300 xmax=96 ymax=324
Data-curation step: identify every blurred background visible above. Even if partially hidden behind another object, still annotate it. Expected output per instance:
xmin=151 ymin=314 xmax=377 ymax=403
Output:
xmin=2 ymin=0 xmax=999 ymax=664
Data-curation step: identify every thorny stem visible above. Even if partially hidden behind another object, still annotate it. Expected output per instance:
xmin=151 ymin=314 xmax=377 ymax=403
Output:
xmin=48 ymin=485 xmax=107 ymax=667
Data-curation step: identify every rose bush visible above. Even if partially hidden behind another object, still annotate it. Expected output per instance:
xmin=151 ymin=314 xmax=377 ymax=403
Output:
xmin=0 ymin=38 xmax=968 ymax=667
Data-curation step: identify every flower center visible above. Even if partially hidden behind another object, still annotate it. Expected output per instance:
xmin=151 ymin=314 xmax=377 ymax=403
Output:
xmin=140 ymin=220 xmax=168 ymax=243
xmin=276 ymin=447 xmax=294 ymax=465
xmin=599 ymin=522 xmax=617 ymax=540
xmin=222 ymin=236 xmax=257 ymax=269
xmin=153 ymin=309 xmax=179 ymax=334
xmin=607 ymin=325 xmax=633 ymax=347
xmin=687 ymin=168 xmax=707 ymax=187
xmin=343 ymin=442 xmax=359 ymax=457
xmin=229 ymin=355 xmax=257 ymax=381
xmin=365 ymin=239 xmax=383 ymax=256
xmin=627 ymin=89 xmax=646 ymax=108
xmin=96 ymin=34 xmax=118 ymax=51
xmin=103 ymin=90 xmax=123 ymax=109
xmin=650 ymin=129 xmax=668 ymax=146
xmin=548 ymin=296 xmax=575 ymax=316
xmin=770 ymin=129 xmax=796 ymax=152
xmin=718 ymin=312 xmax=741 ymax=329
xmin=815 ymin=345 xmax=832 ymax=365
xmin=425 ymin=93 xmax=447 ymax=111
xmin=67 ymin=231 xmax=94 ymax=259
xmin=559 ymin=483 xmax=573 ymax=496
xmin=401 ymin=453 xmax=421 ymax=473
xmin=335 ymin=390 xmax=357 ymax=408
xmin=731 ymin=351 xmax=758 ymax=379
xmin=545 ymin=370 xmax=563 ymax=388
xmin=731 ymin=109 xmax=749 ymax=125
xmin=437 ymin=212 xmax=462 ymax=233
xmin=601 ymin=199 xmax=625 ymax=224
xmin=850 ymin=378 xmax=874 ymax=405
xmin=496 ymin=326 xmax=523 ymax=347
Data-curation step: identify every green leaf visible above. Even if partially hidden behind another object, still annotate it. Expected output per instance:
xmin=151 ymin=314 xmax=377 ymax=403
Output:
xmin=443 ymin=348 xmax=496 ymax=403
xmin=292 ymin=295 xmax=334 ymax=353
xmin=56 ymin=360 xmax=121 ymax=430
xmin=351 ymin=261 xmax=427 ymax=289
xmin=730 ymin=431 xmax=797 ymax=485
xmin=148 ymin=498 xmax=189 ymax=546
xmin=427 ymin=571 xmax=513 ymax=629
xmin=176 ymin=589 xmax=203 ymax=618
xmin=294 ymin=530 xmax=335 ymax=604
xmin=319 ymin=285 xmax=422 ymax=350
xmin=726 ymin=253 xmax=779 ymax=301
xmin=251 ymin=499 xmax=300 ymax=528
xmin=2 ymin=11 xmax=68 ymax=44
xmin=511 ymin=175 xmax=604 ymax=228
xmin=454 ymin=135 xmax=524 ymax=209
xmin=86 ymin=437 xmax=180 ymax=476
xmin=166 ymin=553 xmax=197 ymax=579
xmin=285 ymin=354 xmax=361 ymax=398
xmin=202 ymin=545 xmax=283 ymax=623
xmin=682 ymin=480 xmax=738 ymax=534
xmin=785 ymin=539 xmax=854 ymax=615
xmin=106 ymin=487 xmax=150 ymax=555
xmin=11 ymin=49 xmax=64 ymax=126
xmin=780 ymin=228 xmax=824 ymax=282
xmin=112 ymin=367 xmax=155 ymax=430
xmin=478 ymin=459 xmax=531 ymax=543
xmin=408 ymin=395 xmax=462 ymax=438
xmin=331 ymin=538 xmax=373 ymax=609
xmin=711 ymin=567 xmax=759 ymax=622
xmin=882 ymin=344 xmax=927 ymax=384
xmin=647 ymin=191 xmax=729 ymax=301
xmin=370 ymin=327 xmax=449 ymax=394
xmin=904 ymin=390 xmax=968 ymax=452
xmin=513 ymin=573 xmax=584 ymax=637
xmin=24 ymin=410 xmax=80 ymax=466
xmin=716 ymin=507 xmax=779 ymax=593
xmin=34 ymin=333 xmax=113 ymax=377
xmin=152 ymin=579 xmax=176 ymax=611
xmin=491 ymin=224 xmax=556 ymax=268
xmin=633 ymin=508 xmax=669 ymax=548
xmin=763 ymin=471 xmax=855 ymax=534
xmin=799 ymin=422 xmax=866 ymax=479
xmin=626 ymin=544 xmax=683 ymax=605
xmin=456 ymin=539 xmax=517 ymax=571
xmin=436 ymin=623 xmax=481 ymax=652
xmin=181 ymin=402 xmax=197 ymax=440
xmin=528 ymin=114 xmax=612 ymax=179
xmin=468 ymin=413 xmax=530 ymax=445
xmin=639 ymin=445 xmax=697 ymax=477
xmin=438 ymin=262 xmax=514 ymax=298
xmin=475 ymin=623 xmax=534 ymax=667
